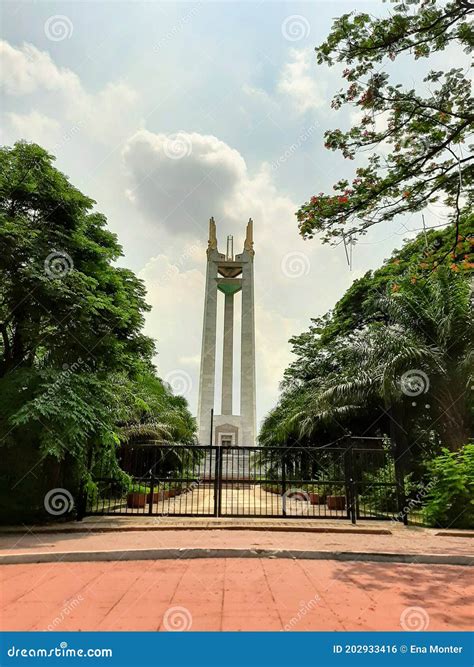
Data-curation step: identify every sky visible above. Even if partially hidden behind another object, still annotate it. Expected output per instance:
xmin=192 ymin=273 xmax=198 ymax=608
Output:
xmin=0 ymin=1 xmax=456 ymax=429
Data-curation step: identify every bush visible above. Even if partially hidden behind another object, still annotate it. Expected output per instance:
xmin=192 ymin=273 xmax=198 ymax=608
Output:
xmin=423 ymin=445 xmax=474 ymax=529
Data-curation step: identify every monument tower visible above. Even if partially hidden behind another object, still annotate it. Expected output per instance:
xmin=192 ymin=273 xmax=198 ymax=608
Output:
xmin=197 ymin=218 xmax=256 ymax=447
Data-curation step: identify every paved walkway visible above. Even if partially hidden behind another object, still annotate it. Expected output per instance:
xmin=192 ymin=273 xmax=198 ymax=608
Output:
xmin=90 ymin=484 xmax=349 ymax=518
xmin=1 ymin=527 xmax=472 ymax=560
xmin=1 ymin=559 xmax=471 ymax=631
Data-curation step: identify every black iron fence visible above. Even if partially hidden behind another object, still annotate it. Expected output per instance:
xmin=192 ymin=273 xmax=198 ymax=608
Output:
xmin=81 ymin=438 xmax=406 ymax=523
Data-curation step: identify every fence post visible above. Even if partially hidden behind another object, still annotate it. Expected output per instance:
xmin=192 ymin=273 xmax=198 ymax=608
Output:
xmin=395 ymin=456 xmax=408 ymax=525
xmin=213 ymin=446 xmax=221 ymax=517
xmin=148 ymin=470 xmax=155 ymax=515
xmin=344 ymin=441 xmax=356 ymax=525
xmin=281 ymin=453 xmax=287 ymax=517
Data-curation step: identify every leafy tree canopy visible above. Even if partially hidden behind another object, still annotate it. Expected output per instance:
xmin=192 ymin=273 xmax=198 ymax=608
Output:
xmin=297 ymin=0 xmax=473 ymax=249
xmin=0 ymin=142 xmax=196 ymax=520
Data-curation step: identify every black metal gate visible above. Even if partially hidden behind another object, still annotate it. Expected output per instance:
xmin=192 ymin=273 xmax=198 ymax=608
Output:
xmin=82 ymin=438 xmax=406 ymax=523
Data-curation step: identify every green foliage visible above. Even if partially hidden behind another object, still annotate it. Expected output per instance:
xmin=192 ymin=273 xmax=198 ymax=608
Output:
xmin=260 ymin=228 xmax=473 ymax=462
xmin=297 ymin=1 xmax=473 ymax=246
xmin=423 ymin=445 xmax=474 ymax=529
xmin=0 ymin=142 xmax=196 ymax=522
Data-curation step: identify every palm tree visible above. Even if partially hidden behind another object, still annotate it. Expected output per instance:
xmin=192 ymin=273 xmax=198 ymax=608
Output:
xmin=320 ymin=268 xmax=472 ymax=452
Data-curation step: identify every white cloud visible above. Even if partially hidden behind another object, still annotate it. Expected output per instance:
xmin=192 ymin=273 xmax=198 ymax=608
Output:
xmin=122 ymin=129 xmax=247 ymax=236
xmin=0 ymin=40 xmax=140 ymax=145
xmin=5 ymin=111 xmax=61 ymax=145
xmin=0 ymin=40 xmax=81 ymax=96
xmin=277 ymin=48 xmax=327 ymax=114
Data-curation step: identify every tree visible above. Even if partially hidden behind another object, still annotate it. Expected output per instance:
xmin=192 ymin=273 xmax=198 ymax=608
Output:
xmin=283 ymin=217 xmax=473 ymax=389
xmin=297 ymin=0 xmax=473 ymax=252
xmin=322 ymin=268 xmax=472 ymax=453
xmin=261 ymin=228 xmax=473 ymax=459
xmin=0 ymin=142 xmax=196 ymax=521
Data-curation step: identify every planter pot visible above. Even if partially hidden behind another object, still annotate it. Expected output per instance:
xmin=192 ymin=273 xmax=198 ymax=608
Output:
xmin=126 ymin=492 xmax=147 ymax=509
xmin=147 ymin=491 xmax=164 ymax=503
xmin=327 ymin=495 xmax=346 ymax=511
xmin=308 ymin=492 xmax=320 ymax=505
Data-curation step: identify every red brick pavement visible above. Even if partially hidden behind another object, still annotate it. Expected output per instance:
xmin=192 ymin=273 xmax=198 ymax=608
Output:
xmin=1 ymin=559 xmax=472 ymax=632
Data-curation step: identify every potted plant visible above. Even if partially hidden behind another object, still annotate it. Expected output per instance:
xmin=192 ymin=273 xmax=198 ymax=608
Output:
xmin=127 ymin=484 xmax=148 ymax=508
xmin=326 ymin=485 xmax=346 ymax=510
xmin=147 ymin=489 xmax=165 ymax=503
xmin=307 ymin=489 xmax=320 ymax=505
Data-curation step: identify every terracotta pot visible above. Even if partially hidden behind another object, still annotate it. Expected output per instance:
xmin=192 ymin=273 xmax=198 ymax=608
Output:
xmin=147 ymin=491 xmax=164 ymax=503
xmin=308 ymin=492 xmax=320 ymax=505
xmin=126 ymin=492 xmax=147 ymax=509
xmin=327 ymin=495 xmax=346 ymax=511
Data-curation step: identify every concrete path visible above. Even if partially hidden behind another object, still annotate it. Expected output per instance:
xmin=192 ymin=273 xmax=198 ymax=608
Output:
xmin=1 ymin=527 xmax=472 ymax=562
xmin=1 ymin=559 xmax=471 ymax=631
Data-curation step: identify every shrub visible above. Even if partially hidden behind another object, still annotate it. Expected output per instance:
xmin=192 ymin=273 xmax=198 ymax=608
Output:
xmin=423 ymin=445 xmax=474 ymax=529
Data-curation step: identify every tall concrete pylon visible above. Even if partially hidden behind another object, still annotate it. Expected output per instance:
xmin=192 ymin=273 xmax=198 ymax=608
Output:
xmin=197 ymin=218 xmax=256 ymax=447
